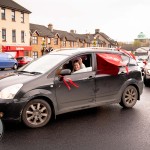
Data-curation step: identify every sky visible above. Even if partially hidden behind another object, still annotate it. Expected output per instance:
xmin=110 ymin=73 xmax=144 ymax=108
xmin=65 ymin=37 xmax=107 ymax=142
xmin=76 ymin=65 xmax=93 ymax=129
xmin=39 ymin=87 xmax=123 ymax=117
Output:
xmin=15 ymin=0 xmax=150 ymax=42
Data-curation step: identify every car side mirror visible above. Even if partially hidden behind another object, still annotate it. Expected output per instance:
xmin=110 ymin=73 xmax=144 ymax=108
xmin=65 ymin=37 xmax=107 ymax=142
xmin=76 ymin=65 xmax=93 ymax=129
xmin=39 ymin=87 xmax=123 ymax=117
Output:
xmin=60 ymin=69 xmax=71 ymax=76
xmin=58 ymin=69 xmax=71 ymax=81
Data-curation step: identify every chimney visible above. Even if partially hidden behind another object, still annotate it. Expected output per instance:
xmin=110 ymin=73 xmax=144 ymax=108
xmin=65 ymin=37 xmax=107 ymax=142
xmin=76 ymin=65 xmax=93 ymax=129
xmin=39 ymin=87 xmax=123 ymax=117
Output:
xmin=95 ymin=29 xmax=100 ymax=34
xmin=70 ymin=30 xmax=76 ymax=34
xmin=48 ymin=24 xmax=53 ymax=32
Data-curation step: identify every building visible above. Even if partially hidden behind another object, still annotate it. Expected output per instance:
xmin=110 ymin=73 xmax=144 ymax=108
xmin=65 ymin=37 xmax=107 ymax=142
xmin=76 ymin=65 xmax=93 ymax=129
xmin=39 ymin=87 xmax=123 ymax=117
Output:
xmin=134 ymin=32 xmax=150 ymax=47
xmin=30 ymin=23 xmax=118 ymax=58
xmin=0 ymin=0 xmax=31 ymax=57
xmin=0 ymin=0 xmax=118 ymax=58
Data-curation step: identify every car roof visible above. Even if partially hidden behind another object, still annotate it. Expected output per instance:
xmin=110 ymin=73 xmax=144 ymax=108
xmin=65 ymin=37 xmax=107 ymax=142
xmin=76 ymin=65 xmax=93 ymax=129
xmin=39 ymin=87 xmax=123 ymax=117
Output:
xmin=50 ymin=47 xmax=122 ymax=56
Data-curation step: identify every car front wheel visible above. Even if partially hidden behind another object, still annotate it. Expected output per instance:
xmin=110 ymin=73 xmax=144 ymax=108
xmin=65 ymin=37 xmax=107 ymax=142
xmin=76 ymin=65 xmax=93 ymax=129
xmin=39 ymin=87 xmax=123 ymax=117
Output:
xmin=144 ymin=75 xmax=150 ymax=87
xmin=119 ymin=85 xmax=138 ymax=108
xmin=22 ymin=99 xmax=52 ymax=128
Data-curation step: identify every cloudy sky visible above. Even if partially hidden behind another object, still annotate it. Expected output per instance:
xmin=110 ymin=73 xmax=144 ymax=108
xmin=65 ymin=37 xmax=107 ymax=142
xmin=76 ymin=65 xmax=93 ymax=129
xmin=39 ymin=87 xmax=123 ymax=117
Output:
xmin=15 ymin=0 xmax=150 ymax=42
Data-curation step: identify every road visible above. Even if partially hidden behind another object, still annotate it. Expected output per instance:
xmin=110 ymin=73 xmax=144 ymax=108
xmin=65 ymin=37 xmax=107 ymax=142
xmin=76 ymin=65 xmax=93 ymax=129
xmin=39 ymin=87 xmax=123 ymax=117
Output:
xmin=0 ymin=70 xmax=150 ymax=150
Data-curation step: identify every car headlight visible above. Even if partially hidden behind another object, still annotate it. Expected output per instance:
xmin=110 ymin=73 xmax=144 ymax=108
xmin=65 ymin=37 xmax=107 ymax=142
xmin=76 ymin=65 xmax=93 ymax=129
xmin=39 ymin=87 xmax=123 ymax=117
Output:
xmin=0 ymin=84 xmax=23 ymax=99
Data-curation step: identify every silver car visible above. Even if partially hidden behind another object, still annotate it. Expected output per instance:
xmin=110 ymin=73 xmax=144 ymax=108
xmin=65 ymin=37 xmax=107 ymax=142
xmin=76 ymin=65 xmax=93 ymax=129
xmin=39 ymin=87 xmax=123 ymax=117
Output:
xmin=143 ymin=58 xmax=150 ymax=86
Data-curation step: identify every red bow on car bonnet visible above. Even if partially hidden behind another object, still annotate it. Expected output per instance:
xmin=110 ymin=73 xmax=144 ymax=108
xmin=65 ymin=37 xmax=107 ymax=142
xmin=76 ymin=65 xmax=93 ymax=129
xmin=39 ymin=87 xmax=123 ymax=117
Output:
xmin=61 ymin=76 xmax=79 ymax=90
xmin=96 ymin=53 xmax=128 ymax=75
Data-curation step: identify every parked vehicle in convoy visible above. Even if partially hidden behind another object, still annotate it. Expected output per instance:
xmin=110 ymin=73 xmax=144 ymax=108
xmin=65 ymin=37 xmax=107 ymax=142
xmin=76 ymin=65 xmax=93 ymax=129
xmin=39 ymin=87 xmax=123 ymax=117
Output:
xmin=143 ymin=58 xmax=150 ymax=86
xmin=0 ymin=52 xmax=18 ymax=70
xmin=0 ymin=48 xmax=143 ymax=128
xmin=16 ymin=56 xmax=33 ymax=67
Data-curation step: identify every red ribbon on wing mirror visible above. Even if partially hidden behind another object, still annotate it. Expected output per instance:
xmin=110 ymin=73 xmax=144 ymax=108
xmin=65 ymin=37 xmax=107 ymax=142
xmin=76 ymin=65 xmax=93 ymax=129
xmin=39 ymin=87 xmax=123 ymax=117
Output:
xmin=60 ymin=76 xmax=79 ymax=90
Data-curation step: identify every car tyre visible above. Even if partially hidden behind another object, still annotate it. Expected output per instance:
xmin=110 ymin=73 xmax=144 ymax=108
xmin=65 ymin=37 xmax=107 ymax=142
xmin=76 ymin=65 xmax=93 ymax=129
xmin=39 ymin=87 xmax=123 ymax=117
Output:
xmin=22 ymin=99 xmax=52 ymax=128
xmin=144 ymin=76 xmax=150 ymax=87
xmin=13 ymin=64 xmax=18 ymax=70
xmin=119 ymin=85 xmax=138 ymax=108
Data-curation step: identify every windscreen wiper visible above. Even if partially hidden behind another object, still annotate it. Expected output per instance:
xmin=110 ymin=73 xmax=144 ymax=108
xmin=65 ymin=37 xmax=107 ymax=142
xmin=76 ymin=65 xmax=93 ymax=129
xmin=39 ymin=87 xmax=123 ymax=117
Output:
xmin=17 ymin=71 xmax=42 ymax=75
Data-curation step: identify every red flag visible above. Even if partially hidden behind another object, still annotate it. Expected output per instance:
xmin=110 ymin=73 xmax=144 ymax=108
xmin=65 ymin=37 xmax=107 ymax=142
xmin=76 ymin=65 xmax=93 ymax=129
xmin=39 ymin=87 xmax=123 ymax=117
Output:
xmin=96 ymin=53 xmax=127 ymax=75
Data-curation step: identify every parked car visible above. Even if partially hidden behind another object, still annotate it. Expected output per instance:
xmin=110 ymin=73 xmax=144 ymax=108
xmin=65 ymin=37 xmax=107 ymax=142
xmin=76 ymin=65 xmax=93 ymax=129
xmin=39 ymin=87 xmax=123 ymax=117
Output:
xmin=143 ymin=58 xmax=150 ymax=86
xmin=0 ymin=52 xmax=18 ymax=70
xmin=16 ymin=56 xmax=33 ymax=67
xmin=0 ymin=48 xmax=143 ymax=128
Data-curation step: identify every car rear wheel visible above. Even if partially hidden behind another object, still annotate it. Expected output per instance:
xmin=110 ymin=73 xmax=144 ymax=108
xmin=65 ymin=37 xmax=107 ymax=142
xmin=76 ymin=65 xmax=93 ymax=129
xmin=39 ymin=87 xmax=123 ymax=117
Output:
xmin=22 ymin=99 xmax=52 ymax=128
xmin=13 ymin=64 xmax=17 ymax=70
xmin=119 ymin=85 xmax=138 ymax=108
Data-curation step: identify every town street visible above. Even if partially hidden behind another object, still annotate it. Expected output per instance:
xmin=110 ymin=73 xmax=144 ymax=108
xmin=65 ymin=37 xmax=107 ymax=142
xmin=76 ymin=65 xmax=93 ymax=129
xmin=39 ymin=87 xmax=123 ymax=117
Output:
xmin=0 ymin=70 xmax=150 ymax=150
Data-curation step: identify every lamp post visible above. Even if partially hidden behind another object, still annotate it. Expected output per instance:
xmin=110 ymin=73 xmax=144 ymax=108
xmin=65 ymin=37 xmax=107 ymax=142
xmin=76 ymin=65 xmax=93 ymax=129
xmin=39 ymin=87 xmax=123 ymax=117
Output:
xmin=41 ymin=40 xmax=46 ymax=55
xmin=93 ymin=37 xmax=97 ymax=47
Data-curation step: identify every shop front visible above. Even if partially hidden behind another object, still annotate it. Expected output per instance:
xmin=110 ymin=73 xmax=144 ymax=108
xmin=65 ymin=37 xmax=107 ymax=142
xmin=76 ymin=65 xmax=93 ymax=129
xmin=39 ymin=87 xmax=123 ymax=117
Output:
xmin=2 ymin=46 xmax=32 ymax=58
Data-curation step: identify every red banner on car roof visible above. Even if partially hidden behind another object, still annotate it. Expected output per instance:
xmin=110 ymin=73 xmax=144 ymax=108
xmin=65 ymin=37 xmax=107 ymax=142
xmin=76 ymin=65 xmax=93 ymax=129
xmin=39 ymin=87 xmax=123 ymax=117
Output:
xmin=96 ymin=53 xmax=128 ymax=75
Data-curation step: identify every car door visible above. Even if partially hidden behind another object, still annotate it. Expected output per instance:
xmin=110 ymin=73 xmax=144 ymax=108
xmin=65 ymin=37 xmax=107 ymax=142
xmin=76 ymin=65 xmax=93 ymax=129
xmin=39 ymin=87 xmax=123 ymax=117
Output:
xmin=54 ymin=53 xmax=95 ymax=112
xmin=7 ymin=54 xmax=15 ymax=68
xmin=95 ymin=52 xmax=129 ymax=103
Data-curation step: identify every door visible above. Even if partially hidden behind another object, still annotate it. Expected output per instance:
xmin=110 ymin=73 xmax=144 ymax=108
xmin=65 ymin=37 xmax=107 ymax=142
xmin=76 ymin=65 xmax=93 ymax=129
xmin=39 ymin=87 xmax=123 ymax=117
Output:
xmin=54 ymin=53 xmax=95 ymax=112
xmin=95 ymin=52 xmax=129 ymax=103
xmin=95 ymin=73 xmax=127 ymax=103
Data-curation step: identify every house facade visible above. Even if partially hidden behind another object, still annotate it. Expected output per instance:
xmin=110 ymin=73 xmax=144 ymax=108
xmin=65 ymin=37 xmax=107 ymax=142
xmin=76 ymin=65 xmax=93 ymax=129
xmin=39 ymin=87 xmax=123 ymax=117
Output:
xmin=0 ymin=1 xmax=118 ymax=58
xmin=30 ymin=24 xmax=118 ymax=58
xmin=0 ymin=0 xmax=31 ymax=57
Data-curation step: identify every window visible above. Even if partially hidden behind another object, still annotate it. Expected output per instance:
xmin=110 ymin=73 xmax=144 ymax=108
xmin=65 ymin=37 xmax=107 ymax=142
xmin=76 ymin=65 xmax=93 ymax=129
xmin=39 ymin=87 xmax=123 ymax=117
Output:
xmin=1 ymin=8 xmax=5 ymax=19
xmin=47 ymin=38 xmax=51 ymax=44
xmin=129 ymin=58 xmax=137 ymax=66
xmin=2 ymin=29 xmax=6 ymax=41
xmin=54 ymin=38 xmax=58 ymax=45
xmin=32 ymin=36 xmax=38 ymax=44
xmin=12 ymin=30 xmax=16 ymax=42
xmin=21 ymin=12 xmax=24 ymax=23
xmin=56 ymin=54 xmax=92 ymax=76
xmin=21 ymin=31 xmax=25 ymax=42
xmin=32 ymin=51 xmax=38 ymax=59
xmin=11 ymin=10 xmax=15 ymax=21
xmin=62 ymin=41 xmax=66 ymax=47
xmin=121 ymin=54 xmax=130 ymax=65
xmin=24 ymin=51 xmax=29 ymax=56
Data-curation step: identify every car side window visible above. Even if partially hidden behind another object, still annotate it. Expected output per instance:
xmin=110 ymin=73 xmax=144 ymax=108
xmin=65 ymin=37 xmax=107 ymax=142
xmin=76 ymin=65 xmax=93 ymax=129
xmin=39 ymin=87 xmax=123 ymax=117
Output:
xmin=121 ymin=54 xmax=129 ymax=65
xmin=129 ymin=58 xmax=137 ymax=66
xmin=55 ymin=54 xmax=92 ymax=76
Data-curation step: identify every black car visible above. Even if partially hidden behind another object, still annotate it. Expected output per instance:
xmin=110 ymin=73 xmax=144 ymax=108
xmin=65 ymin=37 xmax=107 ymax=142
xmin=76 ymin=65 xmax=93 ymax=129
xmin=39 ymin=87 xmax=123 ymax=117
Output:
xmin=0 ymin=48 xmax=143 ymax=128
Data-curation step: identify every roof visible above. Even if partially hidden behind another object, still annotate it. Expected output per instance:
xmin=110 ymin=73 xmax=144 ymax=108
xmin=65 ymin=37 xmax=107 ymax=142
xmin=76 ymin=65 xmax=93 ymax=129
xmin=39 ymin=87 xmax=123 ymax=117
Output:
xmin=71 ymin=33 xmax=91 ymax=43
xmin=30 ymin=23 xmax=54 ymax=38
xmin=99 ymin=32 xmax=117 ymax=45
xmin=52 ymin=47 xmax=121 ymax=55
xmin=53 ymin=30 xmax=77 ymax=42
xmin=0 ymin=0 xmax=31 ymax=14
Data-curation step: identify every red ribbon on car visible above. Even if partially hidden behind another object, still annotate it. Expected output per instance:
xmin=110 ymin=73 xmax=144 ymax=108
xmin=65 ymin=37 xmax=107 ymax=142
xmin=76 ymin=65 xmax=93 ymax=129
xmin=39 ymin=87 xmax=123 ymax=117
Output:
xmin=60 ymin=76 xmax=79 ymax=90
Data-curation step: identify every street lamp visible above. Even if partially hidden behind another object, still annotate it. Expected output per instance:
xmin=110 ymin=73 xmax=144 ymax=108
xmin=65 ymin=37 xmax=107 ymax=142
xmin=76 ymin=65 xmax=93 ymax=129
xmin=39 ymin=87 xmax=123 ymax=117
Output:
xmin=93 ymin=37 xmax=97 ymax=47
xmin=41 ymin=40 xmax=46 ymax=55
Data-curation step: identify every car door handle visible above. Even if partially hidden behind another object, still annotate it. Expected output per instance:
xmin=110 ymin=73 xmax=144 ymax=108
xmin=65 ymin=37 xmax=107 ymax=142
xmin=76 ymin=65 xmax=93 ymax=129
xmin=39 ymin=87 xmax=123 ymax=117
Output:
xmin=81 ymin=76 xmax=94 ymax=80
xmin=119 ymin=72 xmax=126 ymax=75
xmin=88 ymin=76 xmax=94 ymax=79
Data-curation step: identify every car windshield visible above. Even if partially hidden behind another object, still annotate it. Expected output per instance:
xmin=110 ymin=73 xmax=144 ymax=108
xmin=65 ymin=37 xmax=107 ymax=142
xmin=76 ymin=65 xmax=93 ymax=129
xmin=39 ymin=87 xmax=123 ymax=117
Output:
xmin=18 ymin=54 xmax=69 ymax=74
